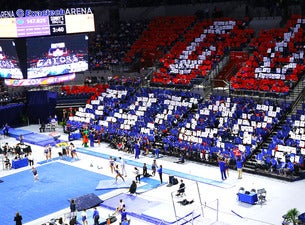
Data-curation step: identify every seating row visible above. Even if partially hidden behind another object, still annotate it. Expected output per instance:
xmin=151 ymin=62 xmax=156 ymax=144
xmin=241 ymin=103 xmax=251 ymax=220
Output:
xmin=67 ymin=86 xmax=293 ymax=172
xmin=231 ymin=15 xmax=305 ymax=94
xmin=152 ymin=17 xmax=253 ymax=86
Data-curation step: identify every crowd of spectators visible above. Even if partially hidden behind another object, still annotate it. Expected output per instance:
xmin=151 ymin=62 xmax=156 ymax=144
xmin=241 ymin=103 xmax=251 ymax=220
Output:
xmin=0 ymin=89 xmax=26 ymax=106
xmin=89 ymin=20 xmax=149 ymax=70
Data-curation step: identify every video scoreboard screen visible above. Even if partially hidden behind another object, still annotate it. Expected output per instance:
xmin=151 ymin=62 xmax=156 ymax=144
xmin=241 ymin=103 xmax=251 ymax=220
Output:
xmin=0 ymin=39 xmax=23 ymax=79
xmin=0 ymin=8 xmax=95 ymax=38
xmin=0 ymin=7 xmax=94 ymax=85
xmin=27 ymin=34 xmax=88 ymax=79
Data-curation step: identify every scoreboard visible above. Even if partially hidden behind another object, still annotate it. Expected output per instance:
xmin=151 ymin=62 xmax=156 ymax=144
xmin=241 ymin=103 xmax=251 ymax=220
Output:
xmin=0 ymin=7 xmax=95 ymax=38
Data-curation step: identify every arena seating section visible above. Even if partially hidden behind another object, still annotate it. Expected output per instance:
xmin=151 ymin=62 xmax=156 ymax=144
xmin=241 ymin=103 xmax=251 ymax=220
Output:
xmin=149 ymin=17 xmax=253 ymax=87
xmin=2 ymin=13 xmax=305 ymax=182
xmin=90 ymin=20 xmax=149 ymax=70
xmin=60 ymin=14 xmax=305 ymax=181
xmin=67 ymin=83 xmax=301 ymax=180
xmin=231 ymin=15 xmax=305 ymax=94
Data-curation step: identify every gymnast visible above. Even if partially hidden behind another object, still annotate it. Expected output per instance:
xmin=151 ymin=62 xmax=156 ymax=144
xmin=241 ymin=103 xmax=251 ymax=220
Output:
xmin=114 ymin=164 xmax=125 ymax=183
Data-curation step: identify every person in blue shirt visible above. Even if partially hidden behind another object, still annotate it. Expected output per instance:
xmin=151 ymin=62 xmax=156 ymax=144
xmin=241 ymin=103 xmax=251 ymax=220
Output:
xmin=270 ymin=156 xmax=278 ymax=172
xmin=155 ymin=147 xmax=160 ymax=158
xmin=89 ymin=131 xmax=95 ymax=147
xmin=134 ymin=140 xmax=140 ymax=159
xmin=3 ymin=123 xmax=9 ymax=136
xmin=218 ymin=157 xmax=227 ymax=180
xmin=120 ymin=208 xmax=127 ymax=223
xmin=92 ymin=207 xmax=99 ymax=225
xmin=236 ymin=156 xmax=243 ymax=179
xmin=157 ymin=165 xmax=163 ymax=184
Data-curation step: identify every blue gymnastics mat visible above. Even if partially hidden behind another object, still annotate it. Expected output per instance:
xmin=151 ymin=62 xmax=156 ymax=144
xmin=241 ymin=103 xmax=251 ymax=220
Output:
xmin=95 ymin=177 xmax=163 ymax=193
xmin=136 ymin=176 xmax=164 ymax=193
xmin=8 ymin=128 xmax=33 ymax=138
xmin=22 ymin=132 xmax=57 ymax=146
xmin=77 ymin=148 xmax=234 ymax=189
xmin=38 ymin=156 xmax=80 ymax=165
xmin=0 ymin=161 xmax=113 ymax=225
xmin=96 ymin=178 xmax=131 ymax=190
xmin=100 ymin=193 xmax=200 ymax=225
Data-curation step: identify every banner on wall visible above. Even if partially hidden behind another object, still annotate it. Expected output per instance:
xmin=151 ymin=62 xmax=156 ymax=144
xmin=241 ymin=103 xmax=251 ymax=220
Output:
xmin=4 ymin=73 xmax=75 ymax=86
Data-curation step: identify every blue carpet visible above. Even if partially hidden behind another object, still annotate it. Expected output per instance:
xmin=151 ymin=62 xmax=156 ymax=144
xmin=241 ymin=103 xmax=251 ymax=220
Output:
xmin=77 ymin=148 xmax=234 ymax=189
xmin=0 ymin=161 xmax=113 ymax=225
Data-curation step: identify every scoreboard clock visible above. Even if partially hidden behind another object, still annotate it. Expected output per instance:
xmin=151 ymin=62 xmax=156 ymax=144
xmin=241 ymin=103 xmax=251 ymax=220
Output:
xmin=49 ymin=15 xmax=66 ymax=35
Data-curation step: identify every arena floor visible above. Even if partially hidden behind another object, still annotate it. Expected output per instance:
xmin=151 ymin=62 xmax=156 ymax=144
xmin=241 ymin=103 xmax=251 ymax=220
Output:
xmin=0 ymin=124 xmax=304 ymax=225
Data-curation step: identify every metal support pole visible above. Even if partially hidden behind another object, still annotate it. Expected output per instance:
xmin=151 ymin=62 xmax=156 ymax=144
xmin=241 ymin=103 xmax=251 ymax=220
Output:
xmin=171 ymin=191 xmax=179 ymax=225
xmin=216 ymin=198 xmax=219 ymax=222
xmin=196 ymin=181 xmax=204 ymax=218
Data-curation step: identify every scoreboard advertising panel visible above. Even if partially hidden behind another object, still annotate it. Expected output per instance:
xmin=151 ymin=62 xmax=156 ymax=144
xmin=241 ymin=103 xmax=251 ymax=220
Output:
xmin=0 ymin=7 xmax=94 ymax=38
xmin=0 ymin=7 xmax=94 ymax=85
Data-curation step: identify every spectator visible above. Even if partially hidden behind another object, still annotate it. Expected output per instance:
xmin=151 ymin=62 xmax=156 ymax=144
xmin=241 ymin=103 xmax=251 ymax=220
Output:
xmin=14 ymin=211 xmax=22 ymax=225
xmin=236 ymin=157 xmax=243 ymax=179
xmin=218 ymin=157 xmax=227 ymax=180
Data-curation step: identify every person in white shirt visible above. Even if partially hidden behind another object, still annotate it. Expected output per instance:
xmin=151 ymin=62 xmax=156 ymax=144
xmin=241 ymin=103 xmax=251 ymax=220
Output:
xmin=119 ymin=157 xmax=127 ymax=177
xmin=134 ymin=167 xmax=140 ymax=183
xmin=27 ymin=152 xmax=34 ymax=166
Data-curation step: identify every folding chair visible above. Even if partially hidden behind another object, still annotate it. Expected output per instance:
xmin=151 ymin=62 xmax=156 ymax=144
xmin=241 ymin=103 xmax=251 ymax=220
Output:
xmin=257 ymin=188 xmax=267 ymax=205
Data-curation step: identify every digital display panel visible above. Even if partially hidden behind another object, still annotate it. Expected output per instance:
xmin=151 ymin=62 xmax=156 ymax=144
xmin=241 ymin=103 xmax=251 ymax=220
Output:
xmin=26 ymin=34 xmax=88 ymax=79
xmin=0 ymin=7 xmax=95 ymax=38
xmin=16 ymin=16 xmax=51 ymax=37
xmin=0 ymin=39 xmax=23 ymax=79
xmin=0 ymin=18 xmax=17 ymax=38
xmin=65 ymin=14 xmax=95 ymax=34
xmin=49 ymin=15 xmax=66 ymax=36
